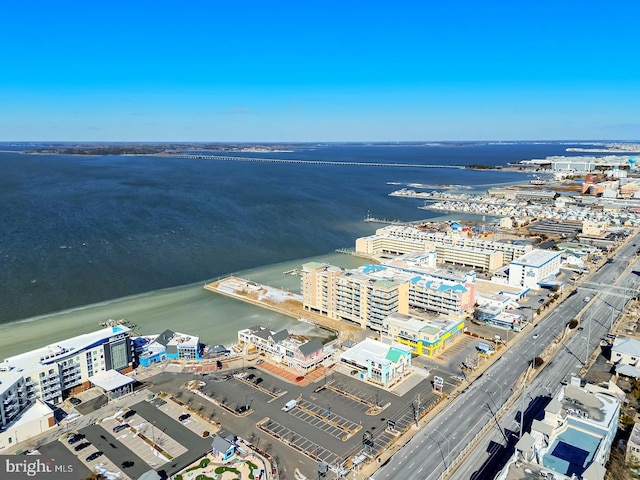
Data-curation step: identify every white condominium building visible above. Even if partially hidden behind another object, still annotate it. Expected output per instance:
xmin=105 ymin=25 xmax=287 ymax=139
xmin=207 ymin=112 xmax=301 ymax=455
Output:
xmin=508 ymin=249 xmax=562 ymax=290
xmin=356 ymin=225 xmax=530 ymax=270
xmin=0 ymin=326 xmax=133 ymax=431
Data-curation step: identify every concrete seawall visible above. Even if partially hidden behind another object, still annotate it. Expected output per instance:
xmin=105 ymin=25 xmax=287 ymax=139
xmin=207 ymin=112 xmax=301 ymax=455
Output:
xmin=204 ymin=277 xmax=360 ymax=340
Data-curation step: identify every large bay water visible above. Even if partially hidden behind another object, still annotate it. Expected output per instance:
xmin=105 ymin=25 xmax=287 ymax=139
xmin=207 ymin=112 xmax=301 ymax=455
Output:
xmin=0 ymin=142 xmax=579 ymax=358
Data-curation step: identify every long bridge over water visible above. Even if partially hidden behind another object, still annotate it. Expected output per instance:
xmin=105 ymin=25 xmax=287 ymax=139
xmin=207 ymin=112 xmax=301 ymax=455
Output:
xmin=167 ymin=154 xmax=464 ymax=169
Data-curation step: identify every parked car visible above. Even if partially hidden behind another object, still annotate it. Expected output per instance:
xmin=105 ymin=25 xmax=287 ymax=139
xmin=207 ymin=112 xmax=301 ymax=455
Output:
xmin=254 ymin=378 xmax=263 ymax=385
xmin=246 ymin=374 xmax=256 ymax=381
xmin=532 ymin=334 xmax=539 ymax=339
xmin=68 ymin=397 xmax=82 ymax=406
xmin=113 ymin=424 xmax=129 ymax=433
xmin=74 ymin=442 xmax=91 ymax=452
xmin=178 ymin=413 xmax=191 ymax=422
xmin=282 ymin=399 xmax=297 ymax=412
xmin=67 ymin=434 xmax=85 ymax=445
xmin=256 ymin=359 xmax=264 ymax=365
xmin=122 ymin=410 xmax=136 ymax=419
xmin=86 ymin=451 xmax=103 ymax=462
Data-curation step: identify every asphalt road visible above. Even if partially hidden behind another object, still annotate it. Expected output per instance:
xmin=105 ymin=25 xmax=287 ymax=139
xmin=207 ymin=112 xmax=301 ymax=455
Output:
xmin=371 ymin=232 xmax=640 ymax=480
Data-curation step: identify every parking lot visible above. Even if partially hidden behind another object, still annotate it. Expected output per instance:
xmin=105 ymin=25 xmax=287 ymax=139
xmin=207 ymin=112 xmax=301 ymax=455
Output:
xmin=60 ymin=433 xmax=127 ymax=479
xmin=290 ymin=397 xmax=361 ymax=440
xmin=28 ymin=341 xmax=475 ymax=480
xmin=50 ymin=394 xmax=216 ymax=480
xmin=259 ymin=417 xmax=343 ymax=466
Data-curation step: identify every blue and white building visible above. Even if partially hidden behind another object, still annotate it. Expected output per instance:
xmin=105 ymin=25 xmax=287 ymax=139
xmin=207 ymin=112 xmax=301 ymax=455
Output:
xmin=508 ymin=249 xmax=562 ymax=290
xmin=339 ymin=338 xmax=412 ymax=388
xmin=137 ymin=330 xmax=203 ymax=367
xmin=498 ymin=381 xmax=621 ymax=480
xmin=0 ymin=326 xmax=134 ymax=449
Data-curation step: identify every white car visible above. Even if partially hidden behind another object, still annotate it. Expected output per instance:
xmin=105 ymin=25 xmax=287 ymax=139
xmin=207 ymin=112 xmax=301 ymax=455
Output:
xmin=532 ymin=334 xmax=539 ymax=339
xmin=584 ymin=296 xmax=591 ymax=302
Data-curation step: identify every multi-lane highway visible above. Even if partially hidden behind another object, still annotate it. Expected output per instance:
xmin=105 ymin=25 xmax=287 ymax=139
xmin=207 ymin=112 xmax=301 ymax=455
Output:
xmin=371 ymin=232 xmax=640 ymax=480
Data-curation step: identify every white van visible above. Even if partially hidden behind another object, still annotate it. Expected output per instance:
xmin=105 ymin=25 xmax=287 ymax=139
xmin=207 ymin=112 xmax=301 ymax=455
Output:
xmin=282 ymin=399 xmax=297 ymax=412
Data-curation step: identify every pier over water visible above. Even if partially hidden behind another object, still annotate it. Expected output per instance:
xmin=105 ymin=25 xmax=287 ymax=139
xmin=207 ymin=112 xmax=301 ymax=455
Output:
xmin=168 ymin=154 xmax=464 ymax=169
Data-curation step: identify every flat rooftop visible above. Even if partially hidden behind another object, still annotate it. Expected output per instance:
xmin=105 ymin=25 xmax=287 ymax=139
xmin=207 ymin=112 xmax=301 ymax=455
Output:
xmin=0 ymin=325 xmax=130 ymax=396
xmin=511 ymin=249 xmax=561 ymax=268
xmin=340 ymin=338 xmax=411 ymax=368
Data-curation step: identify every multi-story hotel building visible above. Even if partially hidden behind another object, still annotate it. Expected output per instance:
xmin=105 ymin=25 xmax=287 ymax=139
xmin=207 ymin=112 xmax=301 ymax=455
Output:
xmin=0 ymin=326 xmax=134 ymax=448
xmin=301 ymin=262 xmax=475 ymax=330
xmin=508 ymin=249 xmax=562 ymax=289
xmin=356 ymin=225 xmax=530 ymax=271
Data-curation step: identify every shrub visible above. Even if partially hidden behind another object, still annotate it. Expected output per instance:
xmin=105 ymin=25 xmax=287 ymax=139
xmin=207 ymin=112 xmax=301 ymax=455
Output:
xmin=202 ymin=431 xmax=210 ymax=437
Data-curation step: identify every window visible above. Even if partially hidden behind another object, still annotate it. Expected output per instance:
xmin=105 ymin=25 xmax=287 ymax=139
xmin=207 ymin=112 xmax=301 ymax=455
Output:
xmin=109 ymin=341 xmax=128 ymax=370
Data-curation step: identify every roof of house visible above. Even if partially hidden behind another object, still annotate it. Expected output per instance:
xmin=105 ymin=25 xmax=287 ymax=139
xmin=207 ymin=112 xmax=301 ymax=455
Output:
xmin=211 ymin=434 xmax=234 ymax=453
xmin=582 ymin=462 xmax=606 ymax=480
xmin=299 ymin=338 xmax=323 ymax=357
xmin=271 ymin=329 xmax=289 ymax=343
xmin=616 ymin=364 xmax=640 ymax=378
xmin=613 ymin=336 xmax=640 ymax=357
xmin=155 ymin=329 xmax=175 ymax=347
xmin=340 ymin=338 xmax=411 ymax=368
xmin=531 ymin=419 xmax=554 ymax=436
xmin=385 ymin=348 xmax=405 ymax=363
xmin=515 ymin=432 xmax=535 ymax=453
xmin=546 ymin=397 xmax=562 ymax=415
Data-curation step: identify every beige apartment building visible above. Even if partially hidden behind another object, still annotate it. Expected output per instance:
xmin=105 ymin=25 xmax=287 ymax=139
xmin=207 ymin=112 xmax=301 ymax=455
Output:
xmin=356 ymin=225 xmax=529 ymax=271
xmin=301 ymin=262 xmax=473 ymax=330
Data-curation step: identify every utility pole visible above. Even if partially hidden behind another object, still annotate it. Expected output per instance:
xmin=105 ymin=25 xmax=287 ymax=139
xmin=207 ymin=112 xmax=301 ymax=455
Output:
xmin=520 ymin=380 xmax=527 ymax=439
xmin=585 ymin=310 xmax=592 ymax=365
xmin=413 ymin=394 xmax=421 ymax=428
xmin=610 ymin=305 xmax=615 ymax=330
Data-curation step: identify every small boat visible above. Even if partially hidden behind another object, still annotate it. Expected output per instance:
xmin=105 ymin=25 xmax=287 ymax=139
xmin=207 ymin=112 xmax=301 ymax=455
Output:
xmin=530 ymin=176 xmax=547 ymax=185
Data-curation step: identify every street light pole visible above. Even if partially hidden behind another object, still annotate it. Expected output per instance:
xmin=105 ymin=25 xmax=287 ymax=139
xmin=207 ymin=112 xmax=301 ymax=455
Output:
xmin=486 ymin=377 xmax=504 ymax=404
xmin=520 ymin=380 xmax=527 ymax=439
xmin=585 ymin=310 xmax=592 ymax=365
xmin=432 ymin=428 xmax=450 ymax=463
xmin=610 ymin=305 xmax=616 ymax=330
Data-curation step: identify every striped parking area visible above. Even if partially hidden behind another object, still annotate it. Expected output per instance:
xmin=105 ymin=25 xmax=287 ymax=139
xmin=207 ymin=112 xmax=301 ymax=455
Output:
xmin=156 ymin=400 xmax=213 ymax=437
xmin=101 ymin=415 xmax=188 ymax=468
xmin=258 ymin=418 xmax=341 ymax=466
xmin=289 ymin=399 xmax=361 ymax=440
xmin=59 ymin=435 xmax=131 ymax=480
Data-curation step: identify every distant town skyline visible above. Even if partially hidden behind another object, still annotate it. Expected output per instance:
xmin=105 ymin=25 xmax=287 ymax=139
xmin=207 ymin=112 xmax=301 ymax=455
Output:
xmin=2 ymin=1 xmax=638 ymax=142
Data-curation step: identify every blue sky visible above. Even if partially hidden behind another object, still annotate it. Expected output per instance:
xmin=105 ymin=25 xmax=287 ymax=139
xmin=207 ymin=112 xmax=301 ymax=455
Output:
xmin=1 ymin=0 xmax=639 ymax=142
